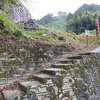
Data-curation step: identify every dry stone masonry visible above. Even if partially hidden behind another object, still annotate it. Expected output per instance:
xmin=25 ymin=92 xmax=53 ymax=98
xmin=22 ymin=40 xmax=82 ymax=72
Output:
xmin=0 ymin=37 xmax=99 ymax=100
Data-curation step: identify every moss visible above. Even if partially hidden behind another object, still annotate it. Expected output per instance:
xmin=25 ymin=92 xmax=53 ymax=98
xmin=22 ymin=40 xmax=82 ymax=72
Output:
xmin=58 ymin=36 xmax=66 ymax=42
xmin=42 ymin=70 xmax=55 ymax=76
xmin=71 ymin=79 xmax=83 ymax=95
xmin=34 ymin=76 xmax=47 ymax=84
xmin=60 ymin=70 xmax=67 ymax=76
xmin=78 ymin=65 xmax=85 ymax=78
xmin=64 ymin=91 xmax=70 ymax=97
xmin=0 ymin=13 xmax=24 ymax=36
xmin=18 ymin=82 xmax=27 ymax=96
xmin=65 ymin=65 xmax=71 ymax=70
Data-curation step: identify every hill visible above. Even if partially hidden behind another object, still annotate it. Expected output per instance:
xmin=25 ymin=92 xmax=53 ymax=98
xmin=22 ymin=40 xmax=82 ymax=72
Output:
xmin=75 ymin=4 xmax=100 ymax=14
xmin=37 ymin=11 xmax=67 ymax=31
xmin=66 ymin=4 xmax=100 ymax=34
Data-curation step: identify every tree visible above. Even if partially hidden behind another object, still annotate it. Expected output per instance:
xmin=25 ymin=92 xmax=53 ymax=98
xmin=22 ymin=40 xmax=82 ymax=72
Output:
xmin=66 ymin=4 xmax=100 ymax=34
xmin=57 ymin=11 xmax=67 ymax=17
xmin=37 ymin=14 xmax=53 ymax=25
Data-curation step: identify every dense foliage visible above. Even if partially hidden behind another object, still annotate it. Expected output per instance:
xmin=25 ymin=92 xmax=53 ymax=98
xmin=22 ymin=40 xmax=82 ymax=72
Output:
xmin=0 ymin=13 xmax=23 ymax=36
xmin=37 ymin=11 xmax=67 ymax=31
xmin=66 ymin=4 xmax=100 ymax=34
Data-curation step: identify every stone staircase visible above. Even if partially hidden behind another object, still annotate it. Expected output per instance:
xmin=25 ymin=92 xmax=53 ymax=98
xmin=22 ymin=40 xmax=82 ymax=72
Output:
xmin=0 ymin=50 xmax=76 ymax=99
xmin=0 ymin=47 xmax=99 ymax=100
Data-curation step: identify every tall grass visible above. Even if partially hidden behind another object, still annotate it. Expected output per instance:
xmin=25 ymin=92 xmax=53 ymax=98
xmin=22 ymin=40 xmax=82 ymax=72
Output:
xmin=0 ymin=13 xmax=24 ymax=36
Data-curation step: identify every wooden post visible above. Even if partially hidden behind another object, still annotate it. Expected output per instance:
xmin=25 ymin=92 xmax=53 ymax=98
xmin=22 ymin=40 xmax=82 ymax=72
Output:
xmin=96 ymin=25 xmax=98 ymax=38
xmin=86 ymin=35 xmax=88 ymax=47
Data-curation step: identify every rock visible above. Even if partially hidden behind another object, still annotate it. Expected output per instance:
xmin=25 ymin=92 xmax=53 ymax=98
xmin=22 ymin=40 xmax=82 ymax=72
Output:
xmin=24 ymin=19 xmax=39 ymax=31
xmin=7 ymin=1 xmax=38 ymax=31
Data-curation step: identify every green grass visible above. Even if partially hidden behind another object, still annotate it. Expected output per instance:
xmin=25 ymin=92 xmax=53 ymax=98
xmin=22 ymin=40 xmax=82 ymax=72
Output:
xmin=75 ymin=31 xmax=100 ymax=46
xmin=0 ymin=12 xmax=100 ymax=46
xmin=0 ymin=13 xmax=76 ymax=41
xmin=0 ymin=13 xmax=24 ymax=36
xmin=0 ymin=14 xmax=53 ymax=39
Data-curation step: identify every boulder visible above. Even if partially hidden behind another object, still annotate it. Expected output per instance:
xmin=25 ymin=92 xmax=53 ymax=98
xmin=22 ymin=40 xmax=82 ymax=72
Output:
xmin=7 ymin=1 xmax=38 ymax=31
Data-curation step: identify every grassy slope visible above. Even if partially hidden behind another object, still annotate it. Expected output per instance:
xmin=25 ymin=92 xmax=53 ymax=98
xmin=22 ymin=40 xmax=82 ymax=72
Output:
xmin=0 ymin=13 xmax=23 ymax=34
xmin=0 ymin=13 xmax=99 ymax=53
xmin=0 ymin=13 xmax=53 ymax=38
xmin=46 ymin=17 xmax=66 ymax=31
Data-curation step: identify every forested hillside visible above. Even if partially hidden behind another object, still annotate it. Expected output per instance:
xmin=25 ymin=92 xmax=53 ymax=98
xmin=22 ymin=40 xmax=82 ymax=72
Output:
xmin=75 ymin=4 xmax=100 ymax=14
xmin=37 ymin=11 xmax=67 ymax=31
xmin=66 ymin=4 xmax=100 ymax=34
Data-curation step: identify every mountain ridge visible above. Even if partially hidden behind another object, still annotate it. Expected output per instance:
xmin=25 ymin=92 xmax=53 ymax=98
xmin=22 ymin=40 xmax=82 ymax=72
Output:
xmin=75 ymin=3 xmax=100 ymax=14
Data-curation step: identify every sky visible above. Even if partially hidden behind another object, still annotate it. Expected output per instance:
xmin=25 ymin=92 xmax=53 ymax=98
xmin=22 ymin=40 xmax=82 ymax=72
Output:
xmin=20 ymin=0 xmax=100 ymax=19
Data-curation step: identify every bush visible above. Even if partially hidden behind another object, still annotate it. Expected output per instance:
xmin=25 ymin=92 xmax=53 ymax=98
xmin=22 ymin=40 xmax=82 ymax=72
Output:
xmin=0 ymin=13 xmax=24 ymax=36
xmin=53 ymin=33 xmax=57 ymax=37
xmin=0 ymin=19 xmax=5 ymax=29
xmin=14 ymin=30 xmax=22 ymax=36
xmin=58 ymin=36 xmax=66 ymax=42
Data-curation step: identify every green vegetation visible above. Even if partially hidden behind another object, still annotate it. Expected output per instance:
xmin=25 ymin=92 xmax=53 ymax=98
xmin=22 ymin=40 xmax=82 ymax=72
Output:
xmin=0 ymin=2 xmax=100 ymax=47
xmin=0 ymin=1 xmax=100 ymax=100
xmin=0 ymin=12 xmax=100 ymax=47
xmin=0 ymin=13 xmax=24 ymax=36
xmin=37 ymin=11 xmax=67 ymax=31
xmin=0 ymin=13 xmax=59 ymax=39
xmin=18 ymin=82 xmax=27 ymax=95
xmin=0 ymin=13 xmax=49 ymax=38
xmin=34 ymin=76 xmax=47 ymax=84
xmin=66 ymin=4 xmax=100 ymax=34
xmin=58 ymin=35 xmax=66 ymax=42
xmin=37 ymin=4 xmax=100 ymax=35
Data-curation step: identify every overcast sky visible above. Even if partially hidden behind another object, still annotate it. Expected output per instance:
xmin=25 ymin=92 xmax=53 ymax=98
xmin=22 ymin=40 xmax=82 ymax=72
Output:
xmin=20 ymin=0 xmax=100 ymax=19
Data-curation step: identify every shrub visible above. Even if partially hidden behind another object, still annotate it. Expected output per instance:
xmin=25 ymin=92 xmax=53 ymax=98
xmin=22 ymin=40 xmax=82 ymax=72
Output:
xmin=58 ymin=36 xmax=66 ymax=42
xmin=14 ymin=30 xmax=22 ymax=36
xmin=0 ymin=19 xmax=5 ymax=29
xmin=0 ymin=13 xmax=24 ymax=36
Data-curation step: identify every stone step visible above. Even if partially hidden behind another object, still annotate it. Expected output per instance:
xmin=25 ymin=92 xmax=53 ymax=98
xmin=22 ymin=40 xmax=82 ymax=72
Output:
xmin=3 ymin=90 xmax=21 ymax=100
xmin=20 ymin=81 xmax=40 ymax=88
xmin=52 ymin=63 xmax=74 ymax=70
xmin=78 ymin=52 xmax=95 ymax=55
xmin=33 ymin=73 xmax=53 ymax=84
xmin=34 ymin=74 xmax=53 ymax=79
xmin=1 ymin=73 xmax=74 ymax=99
xmin=67 ymin=55 xmax=83 ymax=59
xmin=17 ymin=68 xmax=26 ymax=71
xmin=0 ymin=53 xmax=8 ymax=57
xmin=42 ymin=68 xmax=67 ymax=76
xmin=19 ymin=49 xmax=26 ymax=52
xmin=0 ymin=57 xmax=16 ymax=61
xmin=13 ymin=74 xmax=22 ymax=78
xmin=58 ymin=59 xmax=73 ymax=63
xmin=29 ymin=81 xmax=73 ymax=98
